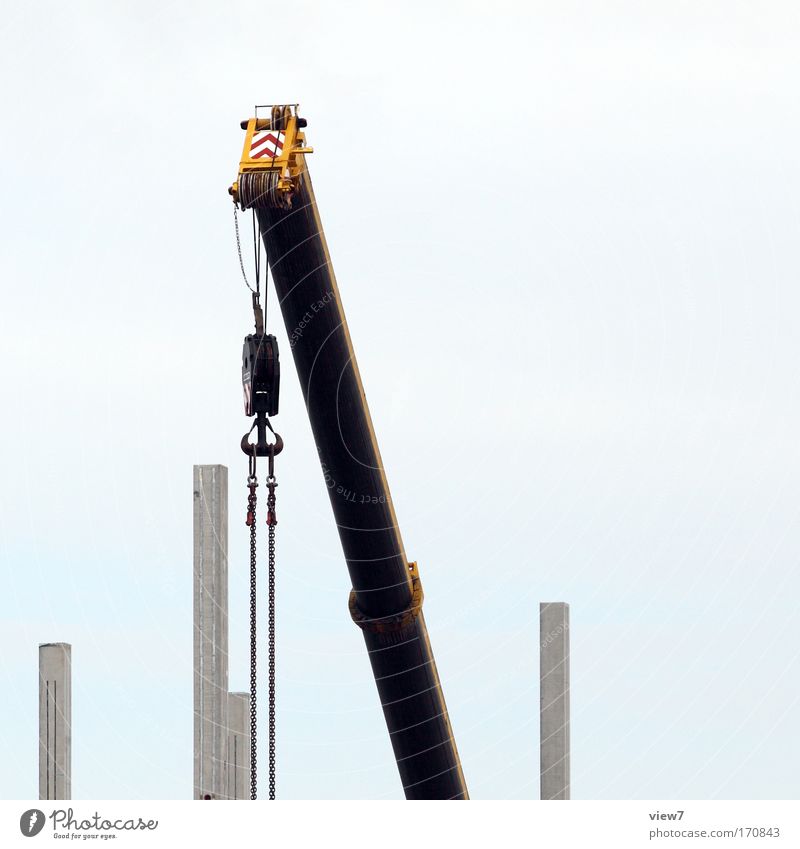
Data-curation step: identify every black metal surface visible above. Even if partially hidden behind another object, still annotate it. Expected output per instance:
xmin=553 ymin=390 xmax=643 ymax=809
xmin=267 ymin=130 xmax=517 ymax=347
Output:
xmin=242 ymin=333 xmax=280 ymax=417
xmin=254 ymin=171 xmax=468 ymax=799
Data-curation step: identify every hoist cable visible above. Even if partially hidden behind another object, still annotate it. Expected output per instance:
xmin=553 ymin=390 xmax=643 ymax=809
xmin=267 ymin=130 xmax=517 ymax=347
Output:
xmin=236 ymin=126 xmax=278 ymax=799
xmin=252 ymin=211 xmax=261 ymax=297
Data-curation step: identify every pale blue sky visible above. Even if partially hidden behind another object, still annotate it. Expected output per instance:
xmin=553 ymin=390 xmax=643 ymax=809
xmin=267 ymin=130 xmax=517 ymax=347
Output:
xmin=1 ymin=1 xmax=799 ymax=799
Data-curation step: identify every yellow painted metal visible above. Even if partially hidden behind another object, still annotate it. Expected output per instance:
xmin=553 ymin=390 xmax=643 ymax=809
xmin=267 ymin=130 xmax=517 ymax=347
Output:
xmin=349 ymin=562 xmax=424 ymax=634
xmin=230 ymin=105 xmax=313 ymax=206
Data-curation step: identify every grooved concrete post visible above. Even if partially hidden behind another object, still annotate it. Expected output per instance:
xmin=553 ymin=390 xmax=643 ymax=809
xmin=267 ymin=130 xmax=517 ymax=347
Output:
xmin=39 ymin=642 xmax=72 ymax=800
xmin=540 ymin=602 xmax=570 ymax=800
xmin=226 ymin=692 xmax=251 ymax=800
xmin=193 ymin=465 xmax=229 ymax=800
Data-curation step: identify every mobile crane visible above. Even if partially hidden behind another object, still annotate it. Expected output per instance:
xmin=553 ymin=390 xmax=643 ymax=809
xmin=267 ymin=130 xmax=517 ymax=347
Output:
xmin=230 ymin=105 xmax=468 ymax=800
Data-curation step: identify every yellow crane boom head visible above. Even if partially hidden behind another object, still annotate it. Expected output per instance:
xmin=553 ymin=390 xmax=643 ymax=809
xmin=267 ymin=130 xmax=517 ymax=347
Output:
xmin=229 ymin=104 xmax=313 ymax=210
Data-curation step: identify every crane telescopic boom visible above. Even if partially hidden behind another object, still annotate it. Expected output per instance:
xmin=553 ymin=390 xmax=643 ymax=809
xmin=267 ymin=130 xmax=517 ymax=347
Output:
xmin=231 ymin=105 xmax=468 ymax=800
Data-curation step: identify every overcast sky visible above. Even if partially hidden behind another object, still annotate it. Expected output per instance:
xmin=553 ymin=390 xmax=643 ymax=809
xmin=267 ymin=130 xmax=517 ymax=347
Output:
xmin=1 ymin=1 xmax=800 ymax=799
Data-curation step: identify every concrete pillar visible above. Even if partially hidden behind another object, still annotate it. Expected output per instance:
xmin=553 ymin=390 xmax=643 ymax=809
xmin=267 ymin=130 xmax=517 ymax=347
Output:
xmin=540 ymin=602 xmax=570 ymax=799
xmin=39 ymin=643 xmax=72 ymax=800
xmin=226 ymin=692 xmax=252 ymax=799
xmin=193 ymin=465 xmax=229 ymax=800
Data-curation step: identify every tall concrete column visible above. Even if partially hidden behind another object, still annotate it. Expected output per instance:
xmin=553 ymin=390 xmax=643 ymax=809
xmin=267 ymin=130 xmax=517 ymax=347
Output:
xmin=540 ymin=602 xmax=570 ymax=800
xmin=226 ymin=692 xmax=251 ymax=800
xmin=193 ymin=465 xmax=229 ymax=800
xmin=39 ymin=643 xmax=72 ymax=800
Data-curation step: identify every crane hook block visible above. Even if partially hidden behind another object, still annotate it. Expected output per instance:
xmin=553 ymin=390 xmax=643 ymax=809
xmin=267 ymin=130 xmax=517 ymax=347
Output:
xmin=229 ymin=104 xmax=313 ymax=210
xmin=242 ymin=333 xmax=280 ymax=417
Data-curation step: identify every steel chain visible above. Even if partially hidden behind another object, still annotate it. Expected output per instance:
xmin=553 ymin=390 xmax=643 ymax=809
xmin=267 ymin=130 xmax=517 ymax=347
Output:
xmin=266 ymin=461 xmax=278 ymax=801
xmin=246 ymin=470 xmax=258 ymax=800
xmin=245 ymin=452 xmax=278 ymax=801
xmin=234 ymin=205 xmax=255 ymax=294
